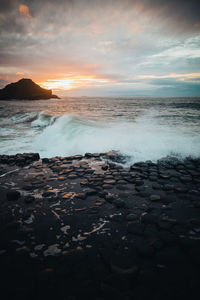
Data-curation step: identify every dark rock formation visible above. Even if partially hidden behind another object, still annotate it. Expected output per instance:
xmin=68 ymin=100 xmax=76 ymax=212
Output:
xmin=0 ymin=78 xmax=59 ymax=100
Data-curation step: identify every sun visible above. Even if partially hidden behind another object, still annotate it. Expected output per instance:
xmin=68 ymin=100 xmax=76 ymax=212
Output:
xmin=38 ymin=75 xmax=111 ymax=91
xmin=39 ymin=78 xmax=76 ymax=90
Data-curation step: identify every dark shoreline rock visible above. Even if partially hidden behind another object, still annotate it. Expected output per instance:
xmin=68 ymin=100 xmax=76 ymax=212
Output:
xmin=0 ymin=152 xmax=200 ymax=300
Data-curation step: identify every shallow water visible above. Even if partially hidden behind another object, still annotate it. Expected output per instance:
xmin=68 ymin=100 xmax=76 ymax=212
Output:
xmin=0 ymin=97 xmax=200 ymax=164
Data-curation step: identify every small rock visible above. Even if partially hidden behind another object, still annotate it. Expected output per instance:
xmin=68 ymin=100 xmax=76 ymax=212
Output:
xmin=75 ymin=193 xmax=87 ymax=200
xmin=105 ymin=194 xmax=115 ymax=203
xmin=85 ymin=188 xmax=97 ymax=196
xmin=24 ymin=195 xmax=35 ymax=204
xmin=140 ymin=213 xmax=158 ymax=224
xmin=127 ymin=222 xmax=144 ymax=235
xmin=126 ymin=214 xmax=137 ymax=221
xmin=38 ymin=268 xmax=54 ymax=281
xmin=136 ymin=241 xmax=155 ymax=257
xmin=113 ymin=199 xmax=125 ymax=208
xmin=68 ymin=174 xmax=78 ymax=179
xmin=135 ymin=180 xmax=144 ymax=186
xmin=7 ymin=190 xmax=20 ymax=201
xmin=111 ymin=214 xmax=124 ymax=222
xmin=149 ymin=194 xmax=161 ymax=202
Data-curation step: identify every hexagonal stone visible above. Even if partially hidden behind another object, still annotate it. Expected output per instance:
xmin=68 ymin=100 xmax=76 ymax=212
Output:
xmin=105 ymin=194 xmax=115 ymax=203
xmin=103 ymin=179 xmax=116 ymax=185
xmin=140 ymin=213 xmax=158 ymax=224
xmin=126 ymin=214 xmax=137 ymax=221
xmin=149 ymin=194 xmax=161 ymax=201
xmin=24 ymin=195 xmax=35 ymax=204
xmin=113 ymin=199 xmax=125 ymax=208
xmin=68 ymin=174 xmax=78 ymax=179
xmin=127 ymin=222 xmax=144 ymax=235
xmin=74 ymin=193 xmax=87 ymax=200
xmin=7 ymin=190 xmax=21 ymax=201
xmin=136 ymin=241 xmax=155 ymax=257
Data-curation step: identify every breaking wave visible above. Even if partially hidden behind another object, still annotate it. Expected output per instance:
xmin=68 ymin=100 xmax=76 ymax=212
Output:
xmin=32 ymin=113 xmax=200 ymax=164
xmin=11 ymin=112 xmax=38 ymax=124
xmin=31 ymin=113 xmax=57 ymax=129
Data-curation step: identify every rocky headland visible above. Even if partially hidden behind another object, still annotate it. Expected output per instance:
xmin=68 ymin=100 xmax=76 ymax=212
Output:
xmin=0 ymin=152 xmax=200 ymax=300
xmin=0 ymin=78 xmax=59 ymax=100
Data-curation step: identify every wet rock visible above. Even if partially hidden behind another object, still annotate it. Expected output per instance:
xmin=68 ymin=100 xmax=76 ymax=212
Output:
xmin=111 ymin=264 xmax=139 ymax=276
xmin=163 ymin=184 xmax=174 ymax=191
xmin=116 ymin=185 xmax=127 ymax=191
xmin=158 ymin=231 xmax=177 ymax=245
xmin=74 ymin=193 xmax=87 ymax=200
xmin=143 ymin=224 xmax=158 ymax=237
xmin=150 ymin=238 xmax=164 ymax=250
xmin=38 ymin=268 xmax=54 ymax=282
xmin=159 ymin=174 xmax=171 ymax=179
xmin=42 ymin=190 xmax=56 ymax=197
xmin=152 ymin=183 xmax=162 ymax=190
xmin=149 ymin=194 xmax=161 ymax=202
xmin=42 ymin=158 xmax=49 ymax=163
xmin=117 ymin=180 xmax=127 ymax=185
xmin=68 ymin=174 xmax=78 ymax=179
xmin=73 ymin=155 xmax=83 ymax=160
xmin=136 ymin=241 xmax=155 ymax=257
xmin=98 ymin=190 xmax=108 ymax=198
xmin=7 ymin=190 xmax=20 ymax=201
xmin=135 ymin=180 xmax=144 ymax=186
xmin=180 ymin=176 xmax=192 ymax=183
xmin=140 ymin=213 xmax=158 ymax=225
xmin=5 ymin=220 xmax=21 ymax=230
xmin=113 ymin=199 xmax=125 ymax=208
xmin=105 ymin=194 xmax=115 ymax=203
xmin=102 ymin=164 xmax=108 ymax=170
xmin=127 ymin=222 xmax=144 ymax=235
xmin=80 ymin=180 xmax=88 ymax=186
xmin=24 ymin=195 xmax=35 ymax=204
xmin=85 ymin=188 xmax=97 ymax=196
xmin=174 ymin=187 xmax=188 ymax=193
xmin=102 ymin=184 xmax=113 ymax=189
xmin=189 ymin=219 xmax=200 ymax=226
xmin=111 ymin=214 xmax=124 ymax=222
xmin=103 ymin=179 xmax=116 ymax=185
xmin=62 ymin=193 xmax=73 ymax=199
xmin=157 ymin=219 xmax=174 ymax=230
xmin=126 ymin=213 xmax=137 ymax=221
xmin=149 ymin=176 xmax=157 ymax=181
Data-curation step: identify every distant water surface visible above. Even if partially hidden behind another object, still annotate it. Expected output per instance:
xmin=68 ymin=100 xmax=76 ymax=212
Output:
xmin=0 ymin=97 xmax=200 ymax=165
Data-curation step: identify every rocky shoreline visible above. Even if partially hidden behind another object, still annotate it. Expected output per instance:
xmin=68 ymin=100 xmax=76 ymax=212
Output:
xmin=0 ymin=152 xmax=200 ymax=300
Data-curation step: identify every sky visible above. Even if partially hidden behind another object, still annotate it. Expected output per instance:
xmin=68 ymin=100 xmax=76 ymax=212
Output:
xmin=0 ymin=0 xmax=200 ymax=96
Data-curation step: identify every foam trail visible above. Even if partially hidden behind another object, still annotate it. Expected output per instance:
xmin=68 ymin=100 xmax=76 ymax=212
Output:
xmin=11 ymin=112 xmax=37 ymax=123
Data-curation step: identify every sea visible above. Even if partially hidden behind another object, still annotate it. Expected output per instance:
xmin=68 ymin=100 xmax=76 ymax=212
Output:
xmin=0 ymin=97 xmax=200 ymax=166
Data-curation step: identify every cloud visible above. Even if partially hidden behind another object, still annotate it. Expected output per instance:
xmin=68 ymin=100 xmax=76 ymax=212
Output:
xmin=19 ymin=4 xmax=32 ymax=18
xmin=0 ymin=0 xmax=200 ymax=96
xmin=16 ymin=71 xmax=24 ymax=75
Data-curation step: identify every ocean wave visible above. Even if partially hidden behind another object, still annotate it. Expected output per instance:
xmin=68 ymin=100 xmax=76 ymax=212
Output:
xmin=11 ymin=112 xmax=38 ymax=124
xmin=32 ymin=113 xmax=200 ymax=163
xmin=31 ymin=113 xmax=57 ymax=129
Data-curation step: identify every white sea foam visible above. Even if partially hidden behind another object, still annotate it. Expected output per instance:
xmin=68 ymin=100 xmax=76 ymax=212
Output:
xmin=1 ymin=97 xmax=200 ymax=165
xmin=32 ymin=113 xmax=200 ymax=164
xmin=31 ymin=113 xmax=57 ymax=128
xmin=11 ymin=112 xmax=37 ymax=123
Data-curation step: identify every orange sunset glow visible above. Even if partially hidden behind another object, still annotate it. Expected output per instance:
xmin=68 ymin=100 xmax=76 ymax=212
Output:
xmin=38 ymin=75 xmax=112 ymax=91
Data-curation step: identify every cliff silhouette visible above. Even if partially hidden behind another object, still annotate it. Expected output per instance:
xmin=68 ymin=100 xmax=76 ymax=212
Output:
xmin=0 ymin=78 xmax=59 ymax=100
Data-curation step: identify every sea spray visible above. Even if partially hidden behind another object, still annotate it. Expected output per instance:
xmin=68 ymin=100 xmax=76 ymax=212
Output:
xmin=31 ymin=113 xmax=57 ymax=129
xmin=0 ymin=97 xmax=200 ymax=165
xmin=32 ymin=112 xmax=200 ymax=164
